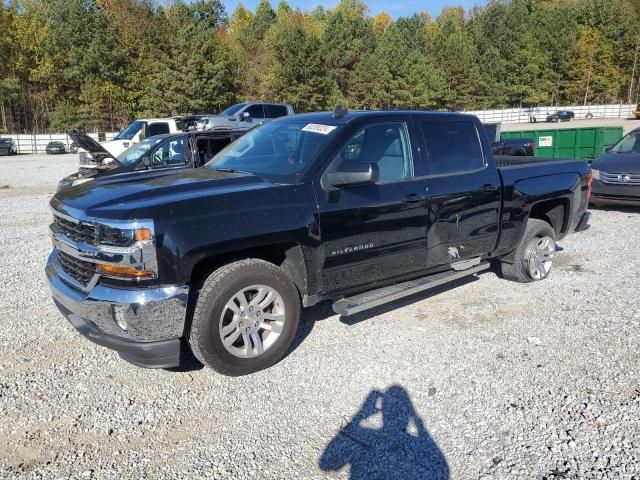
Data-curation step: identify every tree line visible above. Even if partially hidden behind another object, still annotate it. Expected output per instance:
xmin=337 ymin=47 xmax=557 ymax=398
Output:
xmin=1 ymin=0 xmax=639 ymax=133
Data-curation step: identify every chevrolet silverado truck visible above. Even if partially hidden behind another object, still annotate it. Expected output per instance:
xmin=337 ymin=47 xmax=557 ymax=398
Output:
xmin=47 ymin=110 xmax=592 ymax=376
xmin=58 ymin=129 xmax=246 ymax=191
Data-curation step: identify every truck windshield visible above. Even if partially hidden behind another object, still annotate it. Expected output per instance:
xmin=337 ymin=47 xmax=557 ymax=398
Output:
xmin=0 ymin=139 xmax=10 ymax=144
xmin=117 ymin=136 xmax=165 ymax=165
xmin=220 ymin=104 xmax=247 ymax=116
xmin=207 ymin=118 xmax=338 ymax=183
xmin=114 ymin=120 xmax=145 ymax=140
xmin=610 ymin=131 xmax=640 ymax=154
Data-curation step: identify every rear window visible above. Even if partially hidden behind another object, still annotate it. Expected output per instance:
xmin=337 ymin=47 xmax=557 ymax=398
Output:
xmin=264 ymin=104 xmax=289 ymax=118
xmin=419 ymin=120 xmax=485 ymax=175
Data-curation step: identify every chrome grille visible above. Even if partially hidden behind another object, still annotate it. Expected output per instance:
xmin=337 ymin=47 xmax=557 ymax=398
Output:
xmin=56 ymin=250 xmax=96 ymax=286
xmin=600 ymin=172 xmax=640 ymax=185
xmin=53 ymin=215 xmax=96 ymax=244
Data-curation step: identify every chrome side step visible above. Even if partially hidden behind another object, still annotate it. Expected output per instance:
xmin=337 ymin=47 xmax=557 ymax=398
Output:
xmin=332 ymin=262 xmax=490 ymax=316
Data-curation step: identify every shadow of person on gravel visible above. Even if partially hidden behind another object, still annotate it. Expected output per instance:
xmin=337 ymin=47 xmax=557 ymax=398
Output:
xmin=319 ymin=385 xmax=450 ymax=480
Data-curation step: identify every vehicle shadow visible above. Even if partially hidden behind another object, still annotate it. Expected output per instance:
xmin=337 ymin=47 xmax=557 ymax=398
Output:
xmin=319 ymin=385 xmax=450 ymax=479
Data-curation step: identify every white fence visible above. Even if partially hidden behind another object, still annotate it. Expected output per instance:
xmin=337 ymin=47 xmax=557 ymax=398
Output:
xmin=467 ymin=103 xmax=636 ymax=124
xmin=1 ymin=132 xmax=117 ymax=154
xmin=1 ymin=102 xmax=637 ymax=152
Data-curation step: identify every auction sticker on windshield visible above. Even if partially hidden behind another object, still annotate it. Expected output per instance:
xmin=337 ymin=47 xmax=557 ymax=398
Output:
xmin=302 ymin=124 xmax=337 ymax=135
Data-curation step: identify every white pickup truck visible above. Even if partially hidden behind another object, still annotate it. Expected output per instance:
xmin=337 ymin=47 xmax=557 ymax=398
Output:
xmin=78 ymin=118 xmax=181 ymax=168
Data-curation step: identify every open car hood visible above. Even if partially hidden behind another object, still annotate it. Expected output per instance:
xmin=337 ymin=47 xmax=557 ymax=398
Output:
xmin=67 ymin=129 xmax=121 ymax=168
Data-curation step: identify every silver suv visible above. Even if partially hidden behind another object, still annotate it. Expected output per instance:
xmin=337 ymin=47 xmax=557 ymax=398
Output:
xmin=199 ymin=102 xmax=294 ymax=131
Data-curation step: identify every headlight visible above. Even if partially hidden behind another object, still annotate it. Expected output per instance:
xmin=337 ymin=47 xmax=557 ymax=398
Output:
xmin=99 ymin=224 xmax=153 ymax=247
xmin=95 ymin=220 xmax=157 ymax=280
xmin=591 ymin=168 xmax=600 ymax=180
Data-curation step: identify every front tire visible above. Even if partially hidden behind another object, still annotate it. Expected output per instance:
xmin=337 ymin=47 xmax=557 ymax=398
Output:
xmin=189 ymin=259 xmax=300 ymax=376
xmin=500 ymin=219 xmax=556 ymax=283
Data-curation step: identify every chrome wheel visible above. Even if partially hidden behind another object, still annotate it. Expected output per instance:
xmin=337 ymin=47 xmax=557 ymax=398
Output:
xmin=218 ymin=285 xmax=286 ymax=358
xmin=524 ymin=235 xmax=555 ymax=280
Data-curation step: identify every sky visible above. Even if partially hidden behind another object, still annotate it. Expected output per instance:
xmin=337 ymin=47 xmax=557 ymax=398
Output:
xmin=221 ymin=0 xmax=486 ymax=18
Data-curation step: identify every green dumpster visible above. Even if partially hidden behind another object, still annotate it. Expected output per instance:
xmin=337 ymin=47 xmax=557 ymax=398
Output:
xmin=501 ymin=126 xmax=623 ymax=160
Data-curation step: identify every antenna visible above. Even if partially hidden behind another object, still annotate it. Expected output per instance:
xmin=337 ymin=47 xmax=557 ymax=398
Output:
xmin=332 ymin=105 xmax=348 ymax=119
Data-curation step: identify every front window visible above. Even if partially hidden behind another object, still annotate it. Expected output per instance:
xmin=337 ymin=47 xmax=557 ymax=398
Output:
xmin=333 ymin=122 xmax=414 ymax=182
xmin=150 ymin=137 xmax=187 ymax=167
xmin=207 ymin=118 xmax=338 ymax=182
xmin=220 ymin=103 xmax=247 ymax=116
xmin=610 ymin=131 xmax=640 ymax=154
xmin=117 ymin=136 xmax=165 ymax=166
xmin=0 ymin=139 xmax=10 ymax=145
xmin=114 ymin=120 xmax=145 ymax=140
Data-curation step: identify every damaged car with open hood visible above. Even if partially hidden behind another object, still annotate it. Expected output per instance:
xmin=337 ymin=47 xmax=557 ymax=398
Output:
xmin=58 ymin=128 xmax=247 ymax=191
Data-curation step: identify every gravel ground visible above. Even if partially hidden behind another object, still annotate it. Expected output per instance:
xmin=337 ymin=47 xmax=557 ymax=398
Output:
xmin=1 ymin=154 xmax=639 ymax=480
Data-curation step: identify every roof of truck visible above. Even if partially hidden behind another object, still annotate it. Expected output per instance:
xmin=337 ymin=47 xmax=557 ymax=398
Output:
xmin=285 ymin=110 xmax=478 ymax=124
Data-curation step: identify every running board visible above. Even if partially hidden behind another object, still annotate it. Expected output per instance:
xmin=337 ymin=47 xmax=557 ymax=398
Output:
xmin=332 ymin=262 xmax=490 ymax=316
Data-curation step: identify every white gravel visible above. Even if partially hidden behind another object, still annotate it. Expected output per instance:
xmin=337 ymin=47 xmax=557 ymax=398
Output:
xmin=1 ymin=154 xmax=639 ymax=479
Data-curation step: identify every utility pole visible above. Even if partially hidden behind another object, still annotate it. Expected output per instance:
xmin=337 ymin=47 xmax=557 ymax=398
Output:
xmin=628 ymin=36 xmax=640 ymax=105
xmin=584 ymin=52 xmax=593 ymax=106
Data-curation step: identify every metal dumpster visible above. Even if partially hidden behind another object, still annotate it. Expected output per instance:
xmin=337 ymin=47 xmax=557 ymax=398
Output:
xmin=501 ymin=126 xmax=623 ymax=160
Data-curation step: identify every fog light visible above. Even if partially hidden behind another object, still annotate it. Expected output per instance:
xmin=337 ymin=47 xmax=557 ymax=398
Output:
xmin=113 ymin=305 xmax=128 ymax=332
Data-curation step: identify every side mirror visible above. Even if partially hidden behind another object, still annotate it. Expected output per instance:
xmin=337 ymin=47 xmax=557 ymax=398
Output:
xmin=140 ymin=155 xmax=151 ymax=169
xmin=239 ymin=112 xmax=250 ymax=121
xmin=605 ymin=146 xmax=612 ymax=152
xmin=325 ymin=162 xmax=379 ymax=189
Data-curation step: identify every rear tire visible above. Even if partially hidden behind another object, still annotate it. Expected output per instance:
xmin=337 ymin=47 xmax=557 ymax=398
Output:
xmin=500 ymin=219 xmax=557 ymax=283
xmin=189 ymin=259 xmax=300 ymax=376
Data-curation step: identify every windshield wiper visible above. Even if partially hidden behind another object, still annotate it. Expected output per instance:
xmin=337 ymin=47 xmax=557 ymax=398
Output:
xmin=214 ymin=167 xmax=253 ymax=175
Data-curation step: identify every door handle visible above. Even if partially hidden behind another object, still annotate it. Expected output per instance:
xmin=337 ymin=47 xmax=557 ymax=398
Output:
xmin=402 ymin=194 xmax=423 ymax=204
xmin=478 ymin=184 xmax=496 ymax=193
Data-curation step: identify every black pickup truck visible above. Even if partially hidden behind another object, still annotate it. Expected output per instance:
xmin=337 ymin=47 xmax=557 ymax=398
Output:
xmin=47 ymin=111 xmax=591 ymax=376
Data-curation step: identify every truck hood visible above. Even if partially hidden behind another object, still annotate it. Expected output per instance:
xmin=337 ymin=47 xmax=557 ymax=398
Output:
xmin=50 ymin=168 xmax=273 ymax=220
xmin=591 ymin=152 xmax=640 ymax=174
xmin=67 ymin=129 xmax=121 ymax=168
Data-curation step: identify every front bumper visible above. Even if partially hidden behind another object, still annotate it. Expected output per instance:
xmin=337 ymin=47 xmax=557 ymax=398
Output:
xmin=591 ymin=180 xmax=640 ymax=206
xmin=46 ymin=252 xmax=189 ymax=368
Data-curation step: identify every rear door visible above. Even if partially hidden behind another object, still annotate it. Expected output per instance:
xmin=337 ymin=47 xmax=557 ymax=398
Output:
xmin=317 ymin=116 xmax=429 ymax=294
xmin=192 ymin=134 xmax=233 ymax=167
xmin=243 ymin=104 xmax=266 ymax=124
xmin=416 ymin=116 xmax=501 ymax=267
xmin=147 ymin=122 xmax=171 ymax=137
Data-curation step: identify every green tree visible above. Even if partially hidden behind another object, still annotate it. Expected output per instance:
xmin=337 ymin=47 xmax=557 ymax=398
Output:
xmin=322 ymin=0 xmax=376 ymax=97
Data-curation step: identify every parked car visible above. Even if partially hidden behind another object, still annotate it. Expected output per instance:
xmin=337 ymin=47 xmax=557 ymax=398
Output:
xmin=491 ymin=138 xmax=535 ymax=156
xmin=198 ymin=102 xmax=294 ymax=132
xmin=546 ymin=110 xmax=575 ymax=122
xmin=0 ymin=137 xmax=17 ymax=155
xmin=46 ymin=141 xmax=66 ymax=154
xmin=47 ymin=110 xmax=591 ymax=375
xmin=590 ymin=127 xmax=640 ymax=207
xmin=633 ymin=104 xmax=640 ymax=119
xmin=58 ymin=129 xmax=247 ymax=191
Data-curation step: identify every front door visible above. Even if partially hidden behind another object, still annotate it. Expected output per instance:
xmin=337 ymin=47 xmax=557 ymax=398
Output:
xmin=316 ymin=118 xmax=428 ymax=295
xmin=416 ymin=117 xmax=501 ymax=267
